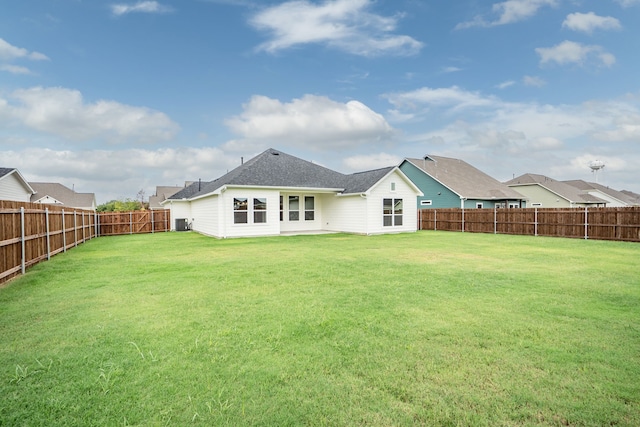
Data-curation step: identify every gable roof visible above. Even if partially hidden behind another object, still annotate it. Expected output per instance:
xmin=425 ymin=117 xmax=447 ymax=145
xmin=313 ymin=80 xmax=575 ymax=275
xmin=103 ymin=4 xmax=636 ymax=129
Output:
xmin=148 ymin=185 xmax=185 ymax=209
xmin=0 ymin=167 xmax=36 ymax=195
xmin=402 ymin=155 xmax=526 ymax=200
xmin=505 ymin=174 xmax=607 ymax=204
xmin=29 ymin=182 xmax=96 ymax=209
xmin=168 ymin=148 xmax=405 ymax=201
xmin=563 ymin=180 xmax=637 ymax=206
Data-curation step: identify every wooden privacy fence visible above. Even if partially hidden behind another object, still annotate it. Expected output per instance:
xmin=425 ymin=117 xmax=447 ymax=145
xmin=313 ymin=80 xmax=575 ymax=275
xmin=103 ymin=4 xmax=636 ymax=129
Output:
xmin=0 ymin=201 xmax=96 ymax=284
xmin=418 ymin=207 xmax=640 ymax=242
xmin=1 ymin=203 xmax=171 ymax=285
xmin=98 ymin=210 xmax=170 ymax=236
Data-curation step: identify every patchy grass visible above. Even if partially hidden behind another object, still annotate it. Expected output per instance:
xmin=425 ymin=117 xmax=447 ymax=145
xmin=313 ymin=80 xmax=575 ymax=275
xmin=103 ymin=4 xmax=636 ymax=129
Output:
xmin=1 ymin=231 xmax=639 ymax=426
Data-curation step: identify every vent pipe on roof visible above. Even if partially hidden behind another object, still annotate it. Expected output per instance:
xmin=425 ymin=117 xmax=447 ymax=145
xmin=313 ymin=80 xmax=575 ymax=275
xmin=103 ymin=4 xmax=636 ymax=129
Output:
xmin=198 ymin=179 xmax=201 ymax=191
xmin=241 ymin=157 xmax=244 ymax=165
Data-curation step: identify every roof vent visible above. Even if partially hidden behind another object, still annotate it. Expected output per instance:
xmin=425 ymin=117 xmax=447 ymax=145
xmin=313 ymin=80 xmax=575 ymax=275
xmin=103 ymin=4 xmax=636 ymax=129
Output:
xmin=272 ymin=151 xmax=280 ymax=156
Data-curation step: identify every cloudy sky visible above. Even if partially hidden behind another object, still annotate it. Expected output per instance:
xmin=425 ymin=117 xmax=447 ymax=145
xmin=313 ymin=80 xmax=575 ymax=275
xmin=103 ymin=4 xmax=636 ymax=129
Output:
xmin=1 ymin=0 xmax=639 ymax=203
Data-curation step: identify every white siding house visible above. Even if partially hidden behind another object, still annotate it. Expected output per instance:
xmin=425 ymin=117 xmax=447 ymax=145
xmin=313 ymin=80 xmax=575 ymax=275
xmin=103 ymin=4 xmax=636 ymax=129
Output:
xmin=162 ymin=149 xmax=422 ymax=238
xmin=0 ymin=168 xmax=36 ymax=202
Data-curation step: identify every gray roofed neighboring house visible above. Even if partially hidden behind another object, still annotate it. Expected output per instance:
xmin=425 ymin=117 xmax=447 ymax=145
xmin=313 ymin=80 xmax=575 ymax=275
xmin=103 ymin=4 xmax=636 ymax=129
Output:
xmin=504 ymin=174 xmax=607 ymax=207
xmin=148 ymin=185 xmax=186 ymax=210
xmin=563 ymin=180 xmax=639 ymax=207
xmin=163 ymin=148 xmax=422 ymax=238
xmin=621 ymin=190 xmax=640 ymax=206
xmin=399 ymin=155 xmax=527 ymax=209
xmin=29 ymin=182 xmax=97 ymax=211
xmin=0 ymin=168 xmax=37 ymax=202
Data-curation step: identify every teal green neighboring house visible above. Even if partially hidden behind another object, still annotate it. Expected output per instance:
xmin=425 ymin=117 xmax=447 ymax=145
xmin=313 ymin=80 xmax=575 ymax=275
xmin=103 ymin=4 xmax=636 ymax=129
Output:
xmin=399 ymin=155 xmax=527 ymax=209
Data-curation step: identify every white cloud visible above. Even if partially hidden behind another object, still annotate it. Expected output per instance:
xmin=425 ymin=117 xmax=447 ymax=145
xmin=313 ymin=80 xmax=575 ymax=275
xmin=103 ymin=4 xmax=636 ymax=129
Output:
xmin=384 ymin=86 xmax=498 ymax=112
xmin=111 ymin=1 xmax=173 ymax=16
xmin=523 ymin=75 xmax=546 ymax=87
xmin=496 ymin=80 xmax=516 ymax=89
xmin=249 ymin=0 xmax=423 ymax=56
xmin=0 ymin=86 xmax=179 ymax=144
xmin=615 ymin=0 xmax=640 ymax=7
xmin=442 ymin=66 xmax=462 ymax=73
xmin=455 ymin=0 xmax=557 ymax=29
xmin=224 ymin=94 xmax=395 ymax=151
xmin=0 ymin=65 xmax=33 ymax=75
xmin=562 ymin=12 xmax=621 ymax=33
xmin=0 ymin=38 xmax=48 ymax=75
xmin=535 ymin=40 xmax=615 ymax=67
xmin=0 ymin=38 xmax=49 ymax=61
xmin=342 ymin=152 xmax=401 ymax=171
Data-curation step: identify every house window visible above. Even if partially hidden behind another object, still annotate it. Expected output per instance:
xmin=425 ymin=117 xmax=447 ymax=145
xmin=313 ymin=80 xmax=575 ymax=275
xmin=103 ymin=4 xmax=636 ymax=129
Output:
xmin=420 ymin=200 xmax=433 ymax=206
xmin=233 ymin=198 xmax=248 ymax=224
xmin=305 ymin=196 xmax=315 ymax=220
xmin=289 ymin=196 xmax=299 ymax=221
xmin=532 ymin=203 xmax=542 ymax=207
xmin=391 ymin=182 xmax=396 ymax=192
xmin=509 ymin=202 xmax=520 ymax=208
xmin=476 ymin=202 xmax=484 ymax=209
xmin=495 ymin=202 xmax=506 ymax=208
xmin=254 ymin=198 xmax=267 ymax=223
xmin=383 ymin=198 xmax=403 ymax=226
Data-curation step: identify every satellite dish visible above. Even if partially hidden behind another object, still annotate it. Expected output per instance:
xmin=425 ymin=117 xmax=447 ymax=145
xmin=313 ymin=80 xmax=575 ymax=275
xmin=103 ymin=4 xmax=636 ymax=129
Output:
xmin=588 ymin=160 xmax=605 ymax=183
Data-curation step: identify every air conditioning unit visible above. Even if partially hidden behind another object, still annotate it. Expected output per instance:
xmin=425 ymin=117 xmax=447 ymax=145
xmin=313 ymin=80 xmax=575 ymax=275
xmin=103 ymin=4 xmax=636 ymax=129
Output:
xmin=175 ymin=218 xmax=189 ymax=231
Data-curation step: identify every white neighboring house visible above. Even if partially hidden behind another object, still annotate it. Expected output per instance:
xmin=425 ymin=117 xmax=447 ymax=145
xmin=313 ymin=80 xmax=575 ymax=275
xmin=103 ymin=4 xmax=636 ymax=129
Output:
xmin=563 ymin=180 xmax=639 ymax=207
xmin=29 ymin=182 xmax=97 ymax=211
xmin=0 ymin=168 xmax=36 ymax=202
xmin=162 ymin=148 xmax=423 ymax=238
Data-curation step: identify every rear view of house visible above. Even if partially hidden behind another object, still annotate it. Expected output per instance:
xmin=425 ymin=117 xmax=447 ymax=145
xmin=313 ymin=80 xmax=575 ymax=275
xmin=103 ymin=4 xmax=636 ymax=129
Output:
xmin=163 ymin=148 xmax=422 ymax=238
xmin=0 ymin=168 xmax=36 ymax=202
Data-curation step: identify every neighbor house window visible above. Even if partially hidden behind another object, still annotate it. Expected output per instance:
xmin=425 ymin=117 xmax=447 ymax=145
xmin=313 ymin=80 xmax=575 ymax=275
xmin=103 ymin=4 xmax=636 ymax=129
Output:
xmin=532 ymin=203 xmax=542 ymax=207
xmin=420 ymin=200 xmax=432 ymax=206
xmin=476 ymin=202 xmax=484 ymax=209
xmin=495 ymin=202 xmax=506 ymax=208
xmin=391 ymin=182 xmax=396 ymax=192
xmin=305 ymin=196 xmax=315 ymax=220
xmin=509 ymin=202 xmax=520 ymax=209
xmin=383 ymin=198 xmax=403 ymax=226
xmin=289 ymin=196 xmax=299 ymax=221
xmin=233 ymin=198 xmax=248 ymax=224
xmin=254 ymin=198 xmax=267 ymax=223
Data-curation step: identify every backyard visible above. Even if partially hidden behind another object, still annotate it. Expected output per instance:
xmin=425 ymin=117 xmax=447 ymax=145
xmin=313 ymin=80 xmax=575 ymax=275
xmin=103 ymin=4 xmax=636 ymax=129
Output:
xmin=0 ymin=231 xmax=639 ymax=426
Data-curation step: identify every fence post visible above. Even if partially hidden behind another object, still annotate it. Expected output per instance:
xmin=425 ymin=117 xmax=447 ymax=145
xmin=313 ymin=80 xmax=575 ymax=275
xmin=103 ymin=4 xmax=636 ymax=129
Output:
xmin=461 ymin=208 xmax=465 ymax=233
xmin=74 ymin=211 xmax=78 ymax=247
xmin=45 ymin=208 xmax=51 ymax=260
xmin=82 ymin=211 xmax=85 ymax=243
xmin=152 ymin=210 xmax=155 ymax=233
xmin=534 ymin=208 xmax=538 ymax=237
xmin=20 ymin=207 xmax=26 ymax=275
xmin=584 ymin=206 xmax=589 ymax=240
xmin=62 ymin=209 xmax=67 ymax=252
xmin=494 ymin=206 xmax=497 ymax=234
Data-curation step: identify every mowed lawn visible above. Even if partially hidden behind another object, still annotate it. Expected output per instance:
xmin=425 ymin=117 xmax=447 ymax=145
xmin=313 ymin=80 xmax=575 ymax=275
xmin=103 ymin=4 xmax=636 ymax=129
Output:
xmin=1 ymin=231 xmax=639 ymax=426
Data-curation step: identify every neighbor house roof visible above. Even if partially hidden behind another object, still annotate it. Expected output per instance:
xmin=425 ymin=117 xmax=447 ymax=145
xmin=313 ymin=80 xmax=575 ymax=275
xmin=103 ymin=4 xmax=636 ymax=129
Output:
xmin=402 ymin=155 xmax=526 ymax=200
xmin=563 ymin=180 xmax=637 ymax=206
xmin=0 ymin=167 xmax=36 ymax=195
xmin=505 ymin=174 xmax=607 ymax=204
xmin=621 ymin=190 xmax=640 ymax=206
xmin=167 ymin=148 xmax=407 ymax=202
xmin=148 ymin=185 xmax=185 ymax=209
xmin=29 ymin=182 xmax=96 ymax=209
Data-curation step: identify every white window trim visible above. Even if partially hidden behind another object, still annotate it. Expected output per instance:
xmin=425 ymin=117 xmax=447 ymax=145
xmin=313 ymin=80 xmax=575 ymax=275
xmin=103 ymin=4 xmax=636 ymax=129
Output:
xmin=420 ymin=200 xmax=433 ymax=206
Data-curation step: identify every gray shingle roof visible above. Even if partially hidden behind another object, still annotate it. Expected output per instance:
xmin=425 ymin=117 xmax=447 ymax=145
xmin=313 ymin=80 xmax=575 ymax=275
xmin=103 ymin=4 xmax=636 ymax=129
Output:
xmin=29 ymin=182 xmax=96 ymax=209
xmin=404 ymin=155 xmax=526 ymax=200
xmin=564 ymin=180 xmax=638 ymax=206
xmin=0 ymin=167 xmax=16 ymax=178
xmin=505 ymin=174 xmax=607 ymax=204
xmin=168 ymin=148 xmax=396 ymax=201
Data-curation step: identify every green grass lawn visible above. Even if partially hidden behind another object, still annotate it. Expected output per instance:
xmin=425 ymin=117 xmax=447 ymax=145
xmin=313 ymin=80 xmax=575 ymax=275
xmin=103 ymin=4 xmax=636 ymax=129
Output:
xmin=1 ymin=231 xmax=639 ymax=426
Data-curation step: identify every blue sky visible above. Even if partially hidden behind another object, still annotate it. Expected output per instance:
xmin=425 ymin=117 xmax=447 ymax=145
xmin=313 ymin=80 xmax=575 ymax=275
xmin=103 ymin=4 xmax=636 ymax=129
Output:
xmin=1 ymin=0 xmax=639 ymax=203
